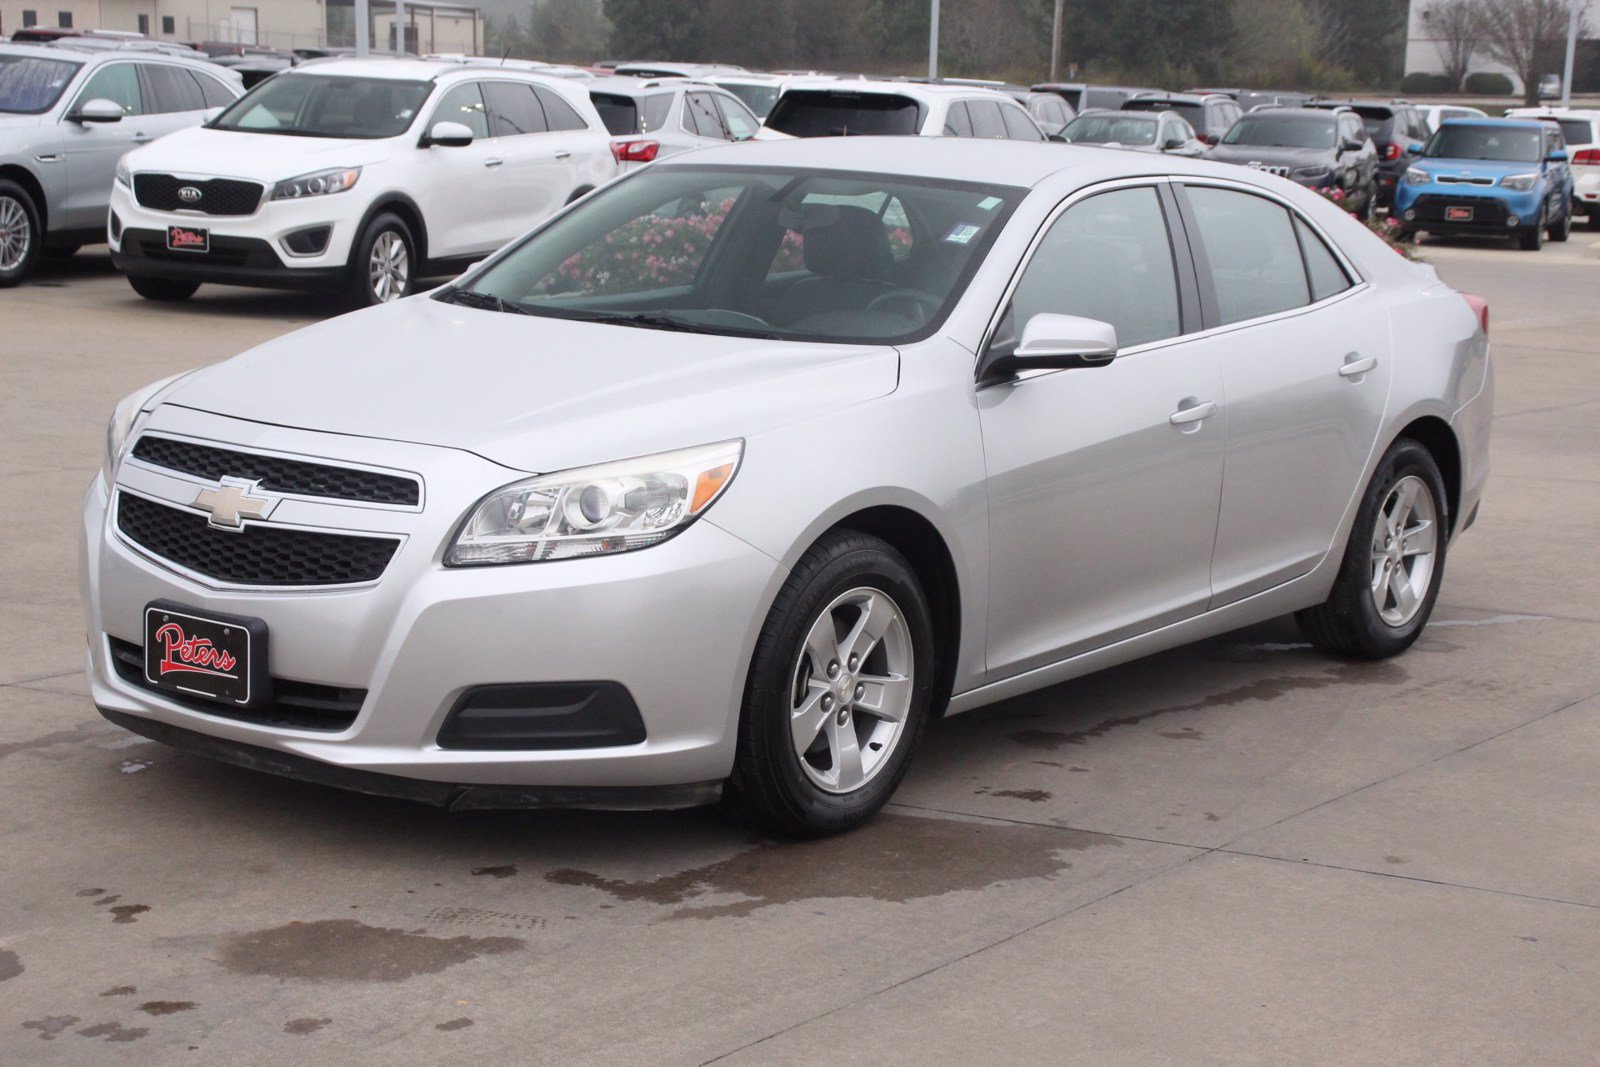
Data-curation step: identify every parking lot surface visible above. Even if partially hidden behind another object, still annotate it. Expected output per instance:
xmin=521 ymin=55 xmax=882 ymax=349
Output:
xmin=3 ymin=234 xmax=1599 ymax=1064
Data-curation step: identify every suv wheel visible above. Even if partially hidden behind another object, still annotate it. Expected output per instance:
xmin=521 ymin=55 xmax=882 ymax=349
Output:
xmin=726 ymin=530 xmax=934 ymax=837
xmin=127 ymin=275 xmax=200 ymax=301
xmin=0 ymin=180 xmax=41 ymax=288
xmin=1548 ymin=200 xmax=1572 ymax=242
xmin=347 ymin=212 xmax=416 ymax=308
xmin=1519 ymin=207 xmax=1546 ymax=251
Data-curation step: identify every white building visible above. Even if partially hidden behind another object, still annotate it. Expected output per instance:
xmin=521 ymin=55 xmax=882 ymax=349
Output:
xmin=1 ymin=0 xmax=482 ymax=54
xmin=1404 ymin=0 xmax=1592 ymax=94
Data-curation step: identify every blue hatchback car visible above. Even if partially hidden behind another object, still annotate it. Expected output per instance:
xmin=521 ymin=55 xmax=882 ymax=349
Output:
xmin=1395 ymin=118 xmax=1575 ymax=250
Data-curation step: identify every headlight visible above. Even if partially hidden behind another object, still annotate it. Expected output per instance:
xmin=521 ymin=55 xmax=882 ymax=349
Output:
xmin=1292 ymin=165 xmax=1332 ymax=180
xmin=115 ymin=158 xmax=131 ymax=187
xmin=447 ymin=440 xmax=743 ymax=566
xmin=1500 ymin=173 xmax=1538 ymax=191
xmin=1404 ymin=167 xmax=1431 ymax=186
xmin=271 ymin=167 xmax=361 ymax=201
xmin=102 ymin=370 xmax=196 ymax=484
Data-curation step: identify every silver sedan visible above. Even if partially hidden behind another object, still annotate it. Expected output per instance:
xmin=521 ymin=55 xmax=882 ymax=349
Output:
xmin=85 ymin=138 xmax=1491 ymax=836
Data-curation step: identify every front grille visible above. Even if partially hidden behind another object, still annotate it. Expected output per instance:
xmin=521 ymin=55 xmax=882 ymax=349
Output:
xmin=1437 ymin=175 xmax=1495 ymax=186
xmin=135 ymin=237 xmax=251 ymax=267
xmin=1410 ymin=194 xmax=1512 ymax=225
xmin=132 ymin=436 xmax=420 ymax=506
xmin=116 ymin=492 xmax=399 ymax=587
xmin=107 ymin=637 xmax=364 ymax=731
xmin=1247 ymin=163 xmax=1291 ymax=177
xmin=134 ymin=173 xmax=263 ymax=216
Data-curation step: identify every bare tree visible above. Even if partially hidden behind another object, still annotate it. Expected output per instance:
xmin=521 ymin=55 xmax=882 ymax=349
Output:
xmin=1476 ymin=0 xmax=1586 ymax=104
xmin=1424 ymin=0 xmax=1484 ymax=90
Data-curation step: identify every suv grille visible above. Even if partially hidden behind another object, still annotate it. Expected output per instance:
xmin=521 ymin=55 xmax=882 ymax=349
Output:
xmin=1247 ymin=163 xmax=1292 ymax=177
xmin=107 ymin=637 xmax=364 ymax=731
xmin=116 ymin=492 xmax=400 ymax=586
xmin=133 ymin=174 xmax=263 ymax=216
xmin=132 ymin=436 xmax=421 ymax=506
xmin=1410 ymin=194 xmax=1511 ymax=225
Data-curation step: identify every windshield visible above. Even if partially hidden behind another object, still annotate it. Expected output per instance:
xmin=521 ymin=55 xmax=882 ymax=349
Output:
xmin=1426 ymin=124 xmax=1542 ymax=163
xmin=455 ymin=165 xmax=1022 ymax=344
xmin=210 ymin=74 xmax=431 ymax=138
xmin=0 ymin=54 xmax=82 ymax=114
xmin=1222 ymin=114 xmax=1335 ymax=149
xmin=1063 ymin=113 xmax=1157 ymax=146
xmin=720 ymin=82 xmax=780 ymax=119
xmin=765 ymin=92 xmax=923 ymax=137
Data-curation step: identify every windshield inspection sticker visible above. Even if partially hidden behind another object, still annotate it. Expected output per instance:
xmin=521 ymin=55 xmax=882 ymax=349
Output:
xmin=976 ymin=196 xmax=1002 ymax=211
xmin=944 ymin=223 xmax=982 ymax=244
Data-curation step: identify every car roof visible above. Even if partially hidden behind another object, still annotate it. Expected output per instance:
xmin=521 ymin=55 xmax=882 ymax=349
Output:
xmin=588 ymin=75 xmax=719 ymax=96
xmin=1242 ymin=107 xmax=1339 ymax=120
xmin=1439 ymin=117 xmax=1547 ymax=130
xmin=1123 ymin=93 xmax=1225 ymax=105
xmin=281 ymin=56 xmax=573 ymax=84
xmin=1506 ymin=106 xmax=1600 ymax=121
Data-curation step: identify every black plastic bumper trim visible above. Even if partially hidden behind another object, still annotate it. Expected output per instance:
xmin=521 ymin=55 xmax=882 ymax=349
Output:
xmin=98 ymin=707 xmax=721 ymax=812
xmin=438 ymin=682 xmax=648 ymax=751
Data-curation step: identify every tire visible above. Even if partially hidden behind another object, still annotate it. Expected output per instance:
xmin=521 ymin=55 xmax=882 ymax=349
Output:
xmin=1357 ymin=182 xmax=1376 ymax=222
xmin=127 ymin=275 xmax=200 ymax=301
xmin=1548 ymin=199 xmax=1572 ymax=242
xmin=1519 ymin=208 xmax=1545 ymax=251
xmin=0 ymin=179 xmax=42 ymax=288
xmin=345 ymin=212 xmax=416 ymax=308
xmin=1297 ymin=438 xmax=1449 ymax=660
xmin=726 ymin=530 xmax=935 ymax=837
xmin=1589 ymin=211 xmax=1600 ymax=232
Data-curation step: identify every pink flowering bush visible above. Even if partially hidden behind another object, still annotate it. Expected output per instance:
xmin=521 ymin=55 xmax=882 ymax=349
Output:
xmin=1318 ymin=186 xmax=1420 ymax=260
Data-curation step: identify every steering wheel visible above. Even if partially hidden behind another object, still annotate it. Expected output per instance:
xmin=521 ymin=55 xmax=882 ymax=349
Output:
xmin=865 ymin=289 xmax=942 ymax=324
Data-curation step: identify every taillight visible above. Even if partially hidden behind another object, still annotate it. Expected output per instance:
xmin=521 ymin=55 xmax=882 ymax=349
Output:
xmin=1462 ymin=293 xmax=1489 ymax=336
xmin=1383 ymin=142 xmax=1402 ymax=161
xmin=610 ymin=139 xmax=659 ymax=163
xmin=1573 ymin=147 xmax=1600 ymax=165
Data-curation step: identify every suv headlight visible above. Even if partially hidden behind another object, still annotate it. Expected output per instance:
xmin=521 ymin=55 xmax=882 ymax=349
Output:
xmin=271 ymin=167 xmax=361 ymax=201
xmin=447 ymin=440 xmax=743 ymax=566
xmin=1404 ymin=167 xmax=1431 ymax=186
xmin=102 ymin=370 xmax=196 ymax=485
xmin=1500 ymin=173 xmax=1538 ymax=191
xmin=115 ymin=158 xmax=131 ymax=187
xmin=1292 ymin=165 xmax=1332 ymax=180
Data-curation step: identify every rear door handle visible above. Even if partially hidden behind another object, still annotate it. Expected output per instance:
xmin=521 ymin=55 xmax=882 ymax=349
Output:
xmin=1169 ymin=399 xmax=1217 ymax=425
xmin=483 ymin=157 xmax=504 ymax=168
xmin=1339 ymin=354 xmax=1378 ymax=378
xmin=131 ymin=133 xmax=152 ymax=143
xmin=553 ymin=149 xmax=572 ymax=160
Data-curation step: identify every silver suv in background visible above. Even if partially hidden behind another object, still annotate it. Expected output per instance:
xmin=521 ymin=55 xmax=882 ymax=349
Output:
xmin=589 ymin=77 xmax=761 ymax=170
xmin=0 ymin=41 xmax=242 ymax=286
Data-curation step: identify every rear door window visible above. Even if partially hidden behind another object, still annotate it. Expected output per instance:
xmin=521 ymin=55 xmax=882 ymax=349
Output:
xmin=141 ymin=63 xmax=204 ymax=113
xmin=943 ymin=100 xmax=973 ymax=137
xmin=193 ymin=70 xmax=237 ymax=108
xmin=967 ymin=99 xmax=1007 ymax=138
xmin=1294 ymin=217 xmax=1352 ymax=303
xmin=535 ymin=87 xmax=588 ymax=132
xmin=1000 ymin=102 xmax=1043 ymax=140
xmin=484 ymin=81 xmax=548 ymax=136
xmin=1185 ymin=186 xmax=1311 ymax=325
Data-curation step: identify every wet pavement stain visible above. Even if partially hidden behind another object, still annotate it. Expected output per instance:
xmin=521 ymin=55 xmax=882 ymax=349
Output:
xmin=218 ymin=920 xmax=522 ymax=982
xmin=988 ymin=789 xmax=1053 ymax=803
xmin=1008 ymin=663 xmax=1408 ymax=751
xmin=0 ymin=720 xmax=121 ymax=759
xmin=138 ymin=1001 xmax=196 ymax=1016
xmin=100 ymin=985 xmax=136 ymax=997
xmin=547 ymin=813 xmax=1113 ymax=919
xmin=470 ymin=865 xmax=518 ymax=879
xmin=93 ymin=895 xmax=120 ymax=906
xmin=1384 ymin=855 xmax=1409 ymax=865
xmin=75 ymin=888 xmax=105 ymax=898
xmin=22 ymin=1015 xmax=79 ymax=1040
xmin=435 ymin=1018 xmax=474 ymax=1031
xmin=0 ymin=949 xmax=20 ymax=982
xmin=284 ymin=1017 xmax=332 ymax=1035
xmin=109 ymin=905 xmax=150 ymax=924
xmin=78 ymin=1021 xmax=149 ymax=1042
xmin=1156 ymin=728 xmax=1205 ymax=741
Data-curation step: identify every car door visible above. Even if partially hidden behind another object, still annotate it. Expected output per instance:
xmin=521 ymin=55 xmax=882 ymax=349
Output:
xmin=413 ymin=79 xmax=504 ymax=258
xmin=60 ymin=61 xmax=149 ymax=230
xmin=482 ymin=81 xmax=579 ymax=240
xmin=136 ymin=63 xmax=209 ymax=141
xmin=979 ymin=182 xmax=1224 ymax=677
xmin=1173 ymin=182 xmax=1392 ymax=606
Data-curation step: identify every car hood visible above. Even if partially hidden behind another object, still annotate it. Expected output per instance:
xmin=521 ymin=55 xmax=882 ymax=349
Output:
xmin=1413 ymin=157 xmax=1543 ymax=178
xmin=160 ymin=295 xmax=902 ymax=473
xmin=124 ymin=125 xmax=396 ymax=180
xmin=1205 ymin=144 xmax=1333 ymax=167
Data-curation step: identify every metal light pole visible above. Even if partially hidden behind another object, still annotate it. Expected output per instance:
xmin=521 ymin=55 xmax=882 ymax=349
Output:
xmin=1560 ymin=0 xmax=1579 ymax=108
xmin=355 ymin=0 xmax=370 ymax=55
xmin=928 ymin=0 xmax=939 ymax=80
xmin=395 ymin=0 xmax=407 ymax=52
xmin=1050 ymin=0 xmax=1064 ymax=82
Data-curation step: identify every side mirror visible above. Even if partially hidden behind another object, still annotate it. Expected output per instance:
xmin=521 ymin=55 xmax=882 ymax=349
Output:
xmin=201 ymin=106 xmax=224 ymax=123
xmin=74 ymin=98 xmax=125 ymax=124
xmin=1163 ymin=137 xmax=1186 ymax=150
xmin=979 ymin=313 xmax=1118 ymax=382
xmin=1047 ymin=131 xmax=1068 ymax=143
xmin=1407 ymin=142 xmax=1424 ymax=154
xmin=1342 ymin=137 xmax=1364 ymax=153
xmin=1548 ymin=149 xmax=1568 ymax=162
xmin=425 ymin=120 xmax=474 ymax=147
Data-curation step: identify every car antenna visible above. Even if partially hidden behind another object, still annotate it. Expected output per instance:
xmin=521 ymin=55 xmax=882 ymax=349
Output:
xmin=500 ymin=45 xmax=510 ymax=66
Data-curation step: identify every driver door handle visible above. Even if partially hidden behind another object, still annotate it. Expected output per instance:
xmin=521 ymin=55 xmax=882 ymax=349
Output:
xmin=1169 ymin=400 xmax=1217 ymax=425
xmin=553 ymin=148 xmax=572 ymax=160
xmin=483 ymin=157 xmax=503 ymax=168
xmin=131 ymin=133 xmax=152 ymax=143
xmin=1339 ymin=354 xmax=1378 ymax=378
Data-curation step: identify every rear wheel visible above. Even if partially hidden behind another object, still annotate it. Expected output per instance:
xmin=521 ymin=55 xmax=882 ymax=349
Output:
xmin=127 ymin=275 xmax=199 ymax=301
xmin=346 ymin=212 xmax=415 ymax=308
xmin=1297 ymin=438 xmax=1448 ymax=660
xmin=0 ymin=180 xmax=41 ymax=288
xmin=726 ymin=530 xmax=934 ymax=837
xmin=1589 ymin=210 xmax=1600 ymax=232
xmin=1519 ymin=207 xmax=1546 ymax=251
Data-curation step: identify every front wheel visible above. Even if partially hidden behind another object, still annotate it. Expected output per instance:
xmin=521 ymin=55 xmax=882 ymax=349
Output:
xmin=726 ymin=530 xmax=934 ymax=837
xmin=1519 ymin=208 xmax=1546 ymax=251
xmin=127 ymin=275 xmax=200 ymax=301
xmin=0 ymin=180 xmax=42 ymax=288
xmin=1297 ymin=439 xmax=1448 ymax=659
xmin=1548 ymin=200 xmax=1572 ymax=242
xmin=346 ymin=212 xmax=416 ymax=308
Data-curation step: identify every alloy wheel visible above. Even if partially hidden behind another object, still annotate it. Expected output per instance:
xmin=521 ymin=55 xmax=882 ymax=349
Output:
xmin=367 ymin=230 xmax=409 ymax=302
xmin=788 ymin=586 xmax=914 ymax=794
xmin=1369 ymin=474 xmax=1438 ymax=627
xmin=0 ymin=196 xmax=30 ymax=272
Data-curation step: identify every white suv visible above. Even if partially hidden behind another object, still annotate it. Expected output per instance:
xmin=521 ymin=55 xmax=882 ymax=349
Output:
xmin=1506 ymin=107 xmax=1600 ymax=230
xmin=764 ymin=81 xmax=1046 ymax=141
xmin=109 ymin=58 xmax=617 ymax=305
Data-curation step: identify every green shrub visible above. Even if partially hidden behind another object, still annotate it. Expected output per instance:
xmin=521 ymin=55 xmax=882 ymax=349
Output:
xmin=1464 ymin=72 xmax=1514 ymax=95
xmin=1401 ymin=71 xmax=1452 ymax=93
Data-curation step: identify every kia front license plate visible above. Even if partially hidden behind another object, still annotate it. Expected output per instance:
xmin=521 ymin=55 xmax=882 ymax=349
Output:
xmin=143 ymin=600 xmax=269 ymax=708
xmin=1444 ymin=206 xmax=1473 ymax=222
xmin=166 ymin=225 xmax=209 ymax=253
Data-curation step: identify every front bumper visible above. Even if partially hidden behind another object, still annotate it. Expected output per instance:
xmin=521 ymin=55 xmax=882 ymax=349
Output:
xmin=108 ymin=180 xmax=356 ymax=291
xmin=1574 ymin=166 xmax=1600 ymax=215
xmin=1393 ymin=183 xmax=1545 ymax=235
xmin=83 ymin=408 xmax=784 ymax=799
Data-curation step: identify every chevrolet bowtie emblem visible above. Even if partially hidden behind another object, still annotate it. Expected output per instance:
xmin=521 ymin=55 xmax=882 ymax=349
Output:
xmin=193 ymin=477 xmax=276 ymax=530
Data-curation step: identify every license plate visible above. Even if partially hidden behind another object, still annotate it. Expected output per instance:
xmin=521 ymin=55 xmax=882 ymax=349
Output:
xmin=143 ymin=600 xmax=269 ymax=707
xmin=166 ymin=225 xmax=209 ymax=253
xmin=1445 ymin=206 xmax=1474 ymax=222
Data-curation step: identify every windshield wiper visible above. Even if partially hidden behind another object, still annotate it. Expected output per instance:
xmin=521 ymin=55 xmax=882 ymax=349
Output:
xmin=438 ymin=288 xmax=532 ymax=315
